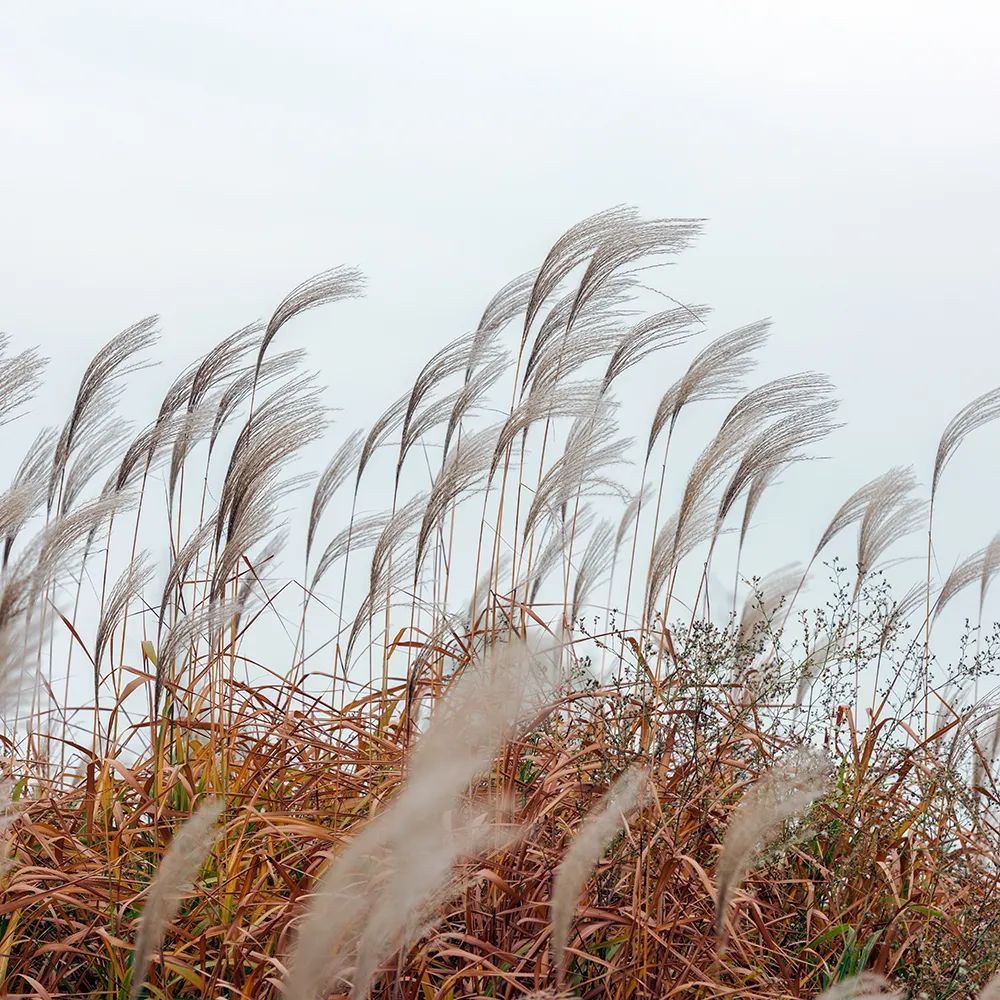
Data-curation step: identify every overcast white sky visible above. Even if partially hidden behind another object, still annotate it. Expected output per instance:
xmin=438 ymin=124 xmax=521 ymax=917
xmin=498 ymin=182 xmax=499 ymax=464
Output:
xmin=3 ymin=3 xmax=1000 ymax=656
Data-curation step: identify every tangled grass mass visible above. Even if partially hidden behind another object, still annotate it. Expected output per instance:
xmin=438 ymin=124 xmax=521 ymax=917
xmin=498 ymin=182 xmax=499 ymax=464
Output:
xmin=2 ymin=208 xmax=1000 ymax=999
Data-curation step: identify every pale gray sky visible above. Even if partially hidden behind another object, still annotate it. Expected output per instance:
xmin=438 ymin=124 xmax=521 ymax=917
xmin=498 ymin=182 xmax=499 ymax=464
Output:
xmin=3 ymin=3 xmax=1000 ymax=669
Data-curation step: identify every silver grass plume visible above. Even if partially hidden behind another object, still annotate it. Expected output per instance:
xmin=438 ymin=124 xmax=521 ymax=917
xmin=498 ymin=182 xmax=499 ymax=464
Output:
xmin=646 ymin=320 xmax=769 ymax=461
xmin=877 ymin=581 xmax=929 ymax=654
xmin=564 ymin=216 xmax=702 ymax=331
xmin=644 ymin=501 xmax=715 ymax=627
xmin=166 ymin=326 xmax=262 ymax=493
xmin=342 ymin=496 xmax=426 ymax=666
xmin=549 ymin=766 xmax=648 ymax=984
xmin=932 ymin=547 xmax=987 ymax=623
xmin=210 ymin=348 xmax=306 ymax=452
xmin=526 ymin=508 xmax=597 ymax=607
xmin=49 ymin=317 xmax=157 ymax=512
xmin=415 ymin=425 xmax=498 ymax=575
xmin=211 ymin=485 xmax=299 ymax=603
xmin=467 ymin=268 xmax=536 ymax=375
xmin=94 ymin=552 xmax=154 ymax=668
xmin=979 ymin=532 xmax=1000 ymax=620
xmin=491 ymin=380 xmax=600 ymax=480
xmin=972 ymin=709 xmax=1000 ymax=793
xmin=306 ymin=429 xmax=365 ymax=564
xmin=397 ymin=389 xmax=465 ymax=472
xmin=652 ymin=389 xmax=777 ymax=612
xmin=601 ymin=304 xmax=707 ymax=393
xmin=236 ymin=528 xmax=289 ymax=619
xmin=528 ymin=327 xmax=622 ymax=400
xmin=932 ymin=386 xmax=1000 ymax=502
xmin=0 ymin=494 xmax=126 ymax=630
xmin=156 ymin=601 xmax=241 ymax=708
xmin=61 ymin=413 xmax=134 ymax=512
xmin=714 ymin=748 xmax=829 ymax=943
xmin=616 ymin=484 xmax=653 ymax=552
xmin=570 ymin=519 xmax=615 ymax=627
xmin=523 ymin=402 xmax=630 ymax=541
xmin=855 ymin=468 xmax=925 ymax=584
xmin=717 ymin=395 xmax=840 ymax=529
xmin=356 ymin=392 xmax=408 ymax=488
xmin=129 ymin=799 xmax=224 ymax=1000
xmin=738 ymin=564 xmax=803 ymax=645
xmin=341 ymin=547 xmax=415 ymax=674
xmin=215 ymin=374 xmax=326 ymax=551
xmin=350 ymin=808 xmax=514 ymax=1000
xmin=311 ymin=511 xmax=391 ymax=592
xmin=0 ymin=334 xmax=47 ymax=426
xmin=442 ymin=349 xmax=509 ymax=460
xmin=1 ymin=428 xmax=55 ymax=566
xmin=397 ymin=333 xmax=474 ymax=484
xmin=189 ymin=325 xmax=262 ymax=409
xmin=736 ymin=466 xmax=779 ymax=581
xmin=468 ymin=552 xmax=511 ymax=625
xmin=811 ymin=467 xmax=909 ymax=563
xmin=255 ymin=266 xmax=365 ymax=372
xmin=103 ymin=415 xmax=177 ymax=500
xmin=794 ymin=630 xmax=846 ymax=709
xmin=522 ymin=276 xmax=636 ymax=393
xmin=522 ymin=206 xmax=640 ymax=344
xmin=166 ymin=398 xmax=227 ymax=505
xmin=158 ymin=519 xmax=217 ymax=624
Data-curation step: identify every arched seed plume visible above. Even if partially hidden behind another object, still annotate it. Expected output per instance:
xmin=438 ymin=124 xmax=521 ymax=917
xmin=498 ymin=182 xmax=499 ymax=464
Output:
xmin=442 ymin=349 xmax=509 ymax=460
xmin=491 ymin=380 xmax=601 ymax=480
xmin=565 ymin=215 xmax=702 ymax=331
xmin=601 ymin=304 xmax=707 ymax=393
xmin=0 ymin=334 xmax=47 ymax=427
xmin=415 ymin=425 xmax=498 ymax=576
xmin=616 ymin=484 xmax=653 ymax=551
xmin=311 ymin=511 xmax=391 ymax=591
xmin=306 ymin=428 xmax=365 ymax=564
xmin=931 ymin=386 xmax=1000 ymax=502
xmin=932 ymin=546 xmax=987 ymax=623
xmin=284 ymin=635 xmax=563 ymax=1000
xmin=570 ymin=519 xmax=616 ymax=626
xmin=738 ymin=563 xmax=803 ymax=644
xmin=94 ymin=552 xmax=154 ymax=668
xmin=646 ymin=320 xmax=770 ymax=461
xmin=855 ymin=467 xmax=925 ymax=584
xmin=49 ymin=317 xmax=158 ymax=513
xmin=210 ymin=348 xmax=305 ymax=453
xmin=522 ymin=206 xmax=640 ymax=345
xmin=397 ymin=333 xmax=475 ymax=484
xmin=1 ymin=428 xmax=56 ymax=566
xmin=717 ymin=397 xmax=840 ymax=529
xmin=467 ymin=268 xmax=537 ymax=377
xmin=979 ymin=532 xmax=1000 ymax=619
xmin=523 ymin=403 xmax=630 ymax=541
xmin=255 ymin=266 xmax=365 ymax=373
xmin=522 ymin=276 xmax=636 ymax=394
xmin=357 ymin=391 xmax=408 ymax=489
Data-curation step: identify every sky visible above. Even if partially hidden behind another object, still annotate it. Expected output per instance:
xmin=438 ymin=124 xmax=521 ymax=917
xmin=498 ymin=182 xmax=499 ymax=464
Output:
xmin=2 ymin=3 xmax=1000 ymax=698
